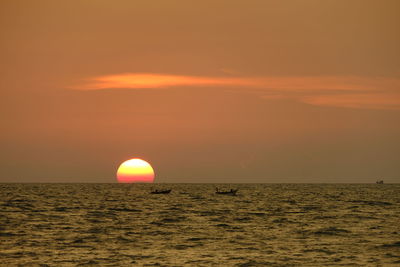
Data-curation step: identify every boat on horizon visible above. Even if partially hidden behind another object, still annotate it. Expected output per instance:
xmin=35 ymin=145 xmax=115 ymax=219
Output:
xmin=215 ymin=188 xmax=238 ymax=196
xmin=150 ymin=189 xmax=172 ymax=194
xmin=376 ymin=180 xmax=384 ymax=184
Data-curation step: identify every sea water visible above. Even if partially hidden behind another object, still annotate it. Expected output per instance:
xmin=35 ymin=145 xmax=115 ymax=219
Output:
xmin=1 ymin=183 xmax=399 ymax=266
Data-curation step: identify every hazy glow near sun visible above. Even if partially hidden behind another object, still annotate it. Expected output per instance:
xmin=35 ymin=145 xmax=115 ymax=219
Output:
xmin=116 ymin=158 xmax=155 ymax=183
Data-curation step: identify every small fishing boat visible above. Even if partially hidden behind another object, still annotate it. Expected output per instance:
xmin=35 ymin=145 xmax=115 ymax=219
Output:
xmin=150 ymin=189 xmax=172 ymax=194
xmin=215 ymin=188 xmax=238 ymax=196
xmin=376 ymin=180 xmax=384 ymax=184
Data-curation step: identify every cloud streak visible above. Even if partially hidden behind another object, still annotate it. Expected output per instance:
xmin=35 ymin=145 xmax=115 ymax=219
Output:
xmin=72 ymin=73 xmax=400 ymax=110
xmin=73 ymin=73 xmax=259 ymax=90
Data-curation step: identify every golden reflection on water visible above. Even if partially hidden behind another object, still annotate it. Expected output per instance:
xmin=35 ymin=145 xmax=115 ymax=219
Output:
xmin=0 ymin=183 xmax=399 ymax=266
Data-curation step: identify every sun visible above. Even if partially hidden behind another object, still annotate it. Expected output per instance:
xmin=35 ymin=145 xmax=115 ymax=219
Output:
xmin=116 ymin=158 xmax=155 ymax=183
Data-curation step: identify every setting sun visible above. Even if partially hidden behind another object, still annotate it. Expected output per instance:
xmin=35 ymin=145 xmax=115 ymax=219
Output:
xmin=116 ymin=158 xmax=155 ymax=183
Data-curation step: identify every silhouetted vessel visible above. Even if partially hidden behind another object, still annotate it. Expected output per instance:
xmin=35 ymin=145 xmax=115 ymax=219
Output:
xmin=376 ymin=180 xmax=384 ymax=184
xmin=215 ymin=188 xmax=238 ymax=196
xmin=151 ymin=189 xmax=171 ymax=194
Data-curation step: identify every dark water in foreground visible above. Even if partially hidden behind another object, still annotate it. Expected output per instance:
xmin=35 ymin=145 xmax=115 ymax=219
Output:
xmin=1 ymin=183 xmax=399 ymax=266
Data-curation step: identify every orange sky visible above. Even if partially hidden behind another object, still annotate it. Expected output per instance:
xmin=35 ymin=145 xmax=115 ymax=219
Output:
xmin=1 ymin=0 xmax=399 ymax=182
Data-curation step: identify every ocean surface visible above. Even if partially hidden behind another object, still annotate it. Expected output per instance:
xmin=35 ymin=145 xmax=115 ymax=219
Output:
xmin=1 ymin=183 xmax=399 ymax=266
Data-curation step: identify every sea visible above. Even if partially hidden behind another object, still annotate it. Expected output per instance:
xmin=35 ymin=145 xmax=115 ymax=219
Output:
xmin=0 ymin=183 xmax=399 ymax=266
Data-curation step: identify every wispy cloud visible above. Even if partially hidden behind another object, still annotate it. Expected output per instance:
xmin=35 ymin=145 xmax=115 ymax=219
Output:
xmin=72 ymin=73 xmax=400 ymax=110
xmin=72 ymin=73 xmax=259 ymax=90
xmin=300 ymin=93 xmax=400 ymax=110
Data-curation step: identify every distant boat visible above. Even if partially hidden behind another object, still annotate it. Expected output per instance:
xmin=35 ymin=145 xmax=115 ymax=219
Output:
xmin=215 ymin=188 xmax=238 ymax=196
xmin=376 ymin=180 xmax=384 ymax=184
xmin=150 ymin=189 xmax=171 ymax=194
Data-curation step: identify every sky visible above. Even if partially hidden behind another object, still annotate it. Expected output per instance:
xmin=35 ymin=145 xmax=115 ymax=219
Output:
xmin=1 ymin=0 xmax=399 ymax=183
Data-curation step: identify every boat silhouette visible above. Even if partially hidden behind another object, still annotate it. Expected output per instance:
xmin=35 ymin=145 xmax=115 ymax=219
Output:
xmin=215 ymin=188 xmax=238 ymax=196
xmin=376 ymin=180 xmax=384 ymax=184
xmin=150 ymin=189 xmax=172 ymax=194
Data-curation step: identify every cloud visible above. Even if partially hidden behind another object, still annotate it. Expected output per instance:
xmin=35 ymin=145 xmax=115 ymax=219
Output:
xmin=300 ymin=93 xmax=400 ymax=110
xmin=72 ymin=73 xmax=400 ymax=110
xmin=72 ymin=73 xmax=257 ymax=90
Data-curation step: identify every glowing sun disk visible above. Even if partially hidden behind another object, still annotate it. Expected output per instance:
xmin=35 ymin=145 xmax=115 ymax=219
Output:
xmin=116 ymin=158 xmax=155 ymax=183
